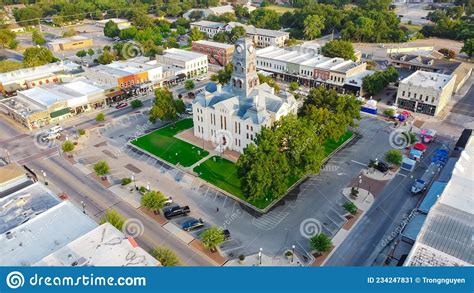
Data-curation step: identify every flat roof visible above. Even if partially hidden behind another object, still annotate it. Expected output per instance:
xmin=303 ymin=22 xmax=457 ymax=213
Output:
xmin=191 ymin=20 xmax=225 ymax=29
xmin=193 ymin=40 xmax=234 ymax=50
xmin=48 ymin=35 xmax=91 ymax=45
xmin=86 ymin=57 xmax=162 ymax=77
xmin=245 ymin=26 xmax=289 ymax=38
xmin=0 ymin=201 xmax=97 ymax=266
xmin=164 ymin=48 xmax=207 ymax=62
xmin=18 ymin=81 xmax=104 ymax=108
xmin=35 ymin=223 xmax=159 ymax=266
xmin=0 ymin=61 xmax=80 ymax=85
xmin=418 ymin=181 xmax=447 ymax=214
xmin=96 ymin=18 xmax=129 ymax=24
xmin=400 ymin=70 xmax=454 ymax=89
xmin=0 ymin=163 xmax=26 ymax=186
xmin=401 ymin=213 xmax=427 ymax=242
xmin=0 ymin=182 xmax=60 ymax=234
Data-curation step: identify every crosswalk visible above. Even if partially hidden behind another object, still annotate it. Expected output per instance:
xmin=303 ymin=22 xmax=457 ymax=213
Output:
xmin=252 ymin=211 xmax=290 ymax=231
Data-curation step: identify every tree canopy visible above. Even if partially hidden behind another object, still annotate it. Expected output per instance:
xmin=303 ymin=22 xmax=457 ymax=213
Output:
xmin=321 ymin=40 xmax=356 ymax=61
xmin=150 ymin=247 xmax=180 ymax=266
xmin=23 ymin=47 xmax=57 ymax=68
xmin=141 ymin=190 xmax=168 ymax=213
xmin=362 ymin=66 xmax=398 ymax=96
xmin=149 ymin=88 xmax=185 ymax=123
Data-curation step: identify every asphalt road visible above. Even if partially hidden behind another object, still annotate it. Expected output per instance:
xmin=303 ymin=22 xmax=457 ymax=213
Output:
xmin=325 ymin=140 xmax=445 ymax=266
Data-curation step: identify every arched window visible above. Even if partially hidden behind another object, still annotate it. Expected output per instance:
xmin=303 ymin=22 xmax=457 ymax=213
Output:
xmin=238 ymin=80 xmax=242 ymax=88
xmin=232 ymin=79 xmax=236 ymax=87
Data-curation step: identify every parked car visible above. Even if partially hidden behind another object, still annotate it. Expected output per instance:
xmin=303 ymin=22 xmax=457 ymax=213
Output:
xmin=223 ymin=229 xmax=231 ymax=240
xmin=196 ymin=77 xmax=205 ymax=81
xmin=48 ymin=125 xmax=63 ymax=134
xmin=182 ymin=217 xmax=204 ymax=231
xmin=163 ymin=205 xmax=190 ymax=219
xmin=115 ymin=102 xmax=128 ymax=109
xmin=185 ymin=104 xmax=193 ymax=115
xmin=41 ymin=132 xmax=61 ymax=142
xmin=374 ymin=161 xmax=390 ymax=173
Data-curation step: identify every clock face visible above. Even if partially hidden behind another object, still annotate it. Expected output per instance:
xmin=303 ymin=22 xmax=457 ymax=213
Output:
xmin=248 ymin=45 xmax=254 ymax=53
xmin=236 ymin=45 xmax=243 ymax=53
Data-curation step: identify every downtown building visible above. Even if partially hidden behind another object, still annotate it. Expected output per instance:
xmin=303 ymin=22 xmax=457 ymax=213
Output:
xmin=192 ymin=40 xmax=234 ymax=67
xmin=0 ymin=163 xmax=159 ymax=266
xmin=192 ymin=38 xmax=298 ymax=153
xmin=256 ymin=46 xmax=372 ymax=95
xmin=395 ymin=71 xmax=456 ymax=116
xmin=156 ymin=48 xmax=208 ymax=79
xmin=190 ymin=21 xmax=290 ymax=48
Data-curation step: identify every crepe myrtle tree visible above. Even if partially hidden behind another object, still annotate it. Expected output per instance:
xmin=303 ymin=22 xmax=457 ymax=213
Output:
xmin=94 ymin=160 xmax=110 ymax=180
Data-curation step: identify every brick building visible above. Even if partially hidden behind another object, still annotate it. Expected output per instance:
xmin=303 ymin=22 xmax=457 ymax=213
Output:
xmin=192 ymin=40 xmax=234 ymax=67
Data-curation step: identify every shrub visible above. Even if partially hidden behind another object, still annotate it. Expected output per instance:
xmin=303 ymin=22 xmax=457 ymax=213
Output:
xmin=150 ymin=247 xmax=180 ymax=266
xmin=239 ymin=254 xmax=245 ymax=261
xmin=93 ymin=160 xmax=109 ymax=178
xmin=385 ymin=149 xmax=403 ymax=165
xmin=383 ymin=108 xmax=396 ymax=117
xmin=139 ymin=186 xmax=147 ymax=193
xmin=201 ymin=227 xmax=225 ymax=251
xmin=351 ymin=187 xmax=359 ymax=197
xmin=141 ymin=190 xmax=167 ymax=213
xmin=310 ymin=233 xmax=332 ymax=254
xmin=78 ymin=129 xmax=86 ymax=136
xmin=121 ymin=177 xmax=132 ymax=186
xmin=343 ymin=201 xmax=358 ymax=215
xmin=100 ymin=209 xmax=125 ymax=230
xmin=131 ymin=99 xmax=143 ymax=108
xmin=96 ymin=113 xmax=105 ymax=122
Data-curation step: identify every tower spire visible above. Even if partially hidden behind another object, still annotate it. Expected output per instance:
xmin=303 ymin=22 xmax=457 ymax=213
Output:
xmin=230 ymin=38 xmax=259 ymax=98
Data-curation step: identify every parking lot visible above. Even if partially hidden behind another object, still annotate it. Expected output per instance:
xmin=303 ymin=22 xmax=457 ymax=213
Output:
xmin=76 ymin=112 xmax=398 ymax=262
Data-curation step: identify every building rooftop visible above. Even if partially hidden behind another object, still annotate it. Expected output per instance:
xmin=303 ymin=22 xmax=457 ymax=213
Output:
xmin=400 ymin=71 xmax=455 ymax=90
xmin=193 ymin=40 xmax=234 ymax=50
xmin=245 ymin=26 xmax=289 ymax=38
xmin=0 ymin=61 xmax=80 ymax=85
xmin=191 ymin=20 xmax=226 ymax=29
xmin=163 ymin=48 xmax=207 ymax=62
xmin=0 ymin=182 xmax=60 ymax=234
xmin=48 ymin=35 xmax=91 ymax=45
xmin=35 ymin=223 xmax=160 ymax=266
xmin=96 ymin=18 xmax=129 ymax=24
xmin=0 ymin=200 xmax=97 ymax=266
xmin=18 ymin=80 xmax=104 ymax=108
xmin=0 ymin=162 xmax=27 ymax=188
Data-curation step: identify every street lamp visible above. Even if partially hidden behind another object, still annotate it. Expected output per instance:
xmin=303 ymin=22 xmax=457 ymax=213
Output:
xmin=258 ymin=248 xmax=263 ymax=265
xmin=357 ymin=175 xmax=362 ymax=191
xmin=131 ymin=173 xmax=137 ymax=190
xmin=291 ymin=245 xmax=295 ymax=264
xmin=80 ymin=201 xmax=86 ymax=214
xmin=146 ymin=182 xmax=151 ymax=191
xmin=41 ymin=170 xmax=48 ymax=185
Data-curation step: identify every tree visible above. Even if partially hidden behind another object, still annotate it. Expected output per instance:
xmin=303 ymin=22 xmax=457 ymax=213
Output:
xmin=362 ymin=67 xmax=398 ymax=96
xmin=96 ymin=112 xmax=106 ymax=122
xmin=62 ymin=29 xmax=77 ymax=38
xmin=384 ymin=149 xmax=402 ymax=165
xmin=210 ymin=62 xmax=233 ymax=85
xmin=100 ymin=209 xmax=125 ymax=230
xmin=189 ymin=27 xmax=204 ymax=42
xmin=76 ymin=50 xmax=87 ymax=62
xmin=150 ymin=247 xmax=180 ymax=266
xmin=176 ymin=26 xmax=187 ymax=36
xmin=189 ymin=10 xmax=204 ymax=21
xmin=94 ymin=160 xmax=110 ymax=179
xmin=249 ymin=8 xmax=281 ymax=30
xmin=13 ymin=7 xmax=41 ymax=26
xmin=200 ymin=227 xmax=225 ymax=251
xmin=97 ymin=48 xmax=115 ymax=64
xmin=184 ymin=79 xmax=195 ymax=90
xmin=149 ymin=88 xmax=185 ymax=123
xmin=289 ymin=81 xmax=299 ymax=92
xmin=321 ymin=40 xmax=356 ymax=61
xmin=32 ymin=30 xmax=46 ymax=45
xmin=438 ymin=48 xmax=455 ymax=59
xmin=141 ymin=190 xmax=167 ymax=213
xmin=61 ymin=140 xmax=75 ymax=158
xmin=257 ymin=73 xmax=280 ymax=92
xmin=229 ymin=26 xmax=246 ymax=42
xmin=87 ymin=48 xmax=95 ymax=60
xmin=234 ymin=4 xmax=250 ymax=19
xmin=0 ymin=29 xmax=16 ymax=49
xmin=343 ymin=201 xmax=358 ymax=215
xmin=310 ymin=233 xmax=332 ymax=254
xmin=303 ymin=15 xmax=325 ymax=40
xmin=383 ymin=108 xmax=396 ymax=117
xmin=104 ymin=20 xmax=120 ymax=38
xmin=461 ymin=38 xmax=474 ymax=58
xmin=131 ymin=99 xmax=143 ymax=108
xmin=23 ymin=47 xmax=57 ymax=68
xmin=0 ymin=60 xmax=22 ymax=73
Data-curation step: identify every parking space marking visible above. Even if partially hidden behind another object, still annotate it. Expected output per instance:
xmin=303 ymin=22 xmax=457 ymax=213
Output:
xmin=252 ymin=211 xmax=289 ymax=231
xmin=350 ymin=160 xmax=366 ymax=166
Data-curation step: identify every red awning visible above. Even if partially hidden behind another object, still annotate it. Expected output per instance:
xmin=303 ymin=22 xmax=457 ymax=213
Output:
xmin=413 ymin=143 xmax=427 ymax=151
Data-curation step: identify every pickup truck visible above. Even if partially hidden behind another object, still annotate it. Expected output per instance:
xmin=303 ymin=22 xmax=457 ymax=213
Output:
xmin=163 ymin=205 xmax=190 ymax=219
xmin=41 ymin=132 xmax=61 ymax=142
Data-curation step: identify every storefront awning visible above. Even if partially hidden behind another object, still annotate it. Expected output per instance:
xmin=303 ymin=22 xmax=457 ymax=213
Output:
xmin=50 ymin=107 xmax=71 ymax=118
xmin=106 ymin=90 xmax=124 ymax=98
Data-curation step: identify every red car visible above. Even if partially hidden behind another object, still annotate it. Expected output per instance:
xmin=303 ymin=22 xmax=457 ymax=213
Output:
xmin=115 ymin=102 xmax=128 ymax=109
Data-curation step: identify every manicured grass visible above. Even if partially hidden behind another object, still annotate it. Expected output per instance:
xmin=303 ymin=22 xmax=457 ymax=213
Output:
xmin=400 ymin=23 xmax=422 ymax=34
xmin=194 ymin=131 xmax=354 ymax=209
xmin=131 ymin=119 xmax=209 ymax=167
xmin=264 ymin=4 xmax=296 ymax=14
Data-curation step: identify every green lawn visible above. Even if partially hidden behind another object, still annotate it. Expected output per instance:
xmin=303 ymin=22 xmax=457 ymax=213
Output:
xmin=131 ymin=119 xmax=209 ymax=167
xmin=194 ymin=131 xmax=354 ymax=209
xmin=264 ymin=4 xmax=296 ymax=14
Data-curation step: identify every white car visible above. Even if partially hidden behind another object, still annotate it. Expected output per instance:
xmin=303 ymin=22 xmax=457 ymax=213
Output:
xmin=41 ymin=132 xmax=61 ymax=142
xmin=196 ymin=77 xmax=205 ymax=81
xmin=49 ymin=125 xmax=63 ymax=134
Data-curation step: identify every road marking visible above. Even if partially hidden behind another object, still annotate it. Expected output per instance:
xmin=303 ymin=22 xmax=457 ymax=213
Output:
xmin=350 ymin=160 xmax=366 ymax=166
xmin=252 ymin=211 xmax=289 ymax=231
xmin=397 ymin=173 xmax=407 ymax=178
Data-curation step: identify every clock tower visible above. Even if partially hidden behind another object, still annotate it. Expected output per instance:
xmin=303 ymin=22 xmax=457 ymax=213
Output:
xmin=231 ymin=38 xmax=259 ymax=98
